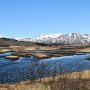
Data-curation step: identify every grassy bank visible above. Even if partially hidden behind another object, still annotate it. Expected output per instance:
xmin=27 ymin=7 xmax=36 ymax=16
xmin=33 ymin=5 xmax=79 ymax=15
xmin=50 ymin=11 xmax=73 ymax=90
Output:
xmin=0 ymin=70 xmax=90 ymax=90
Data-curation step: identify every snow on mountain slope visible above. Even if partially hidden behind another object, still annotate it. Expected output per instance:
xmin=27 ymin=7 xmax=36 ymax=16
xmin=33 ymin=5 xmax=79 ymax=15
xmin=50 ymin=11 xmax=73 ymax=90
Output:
xmin=30 ymin=33 xmax=90 ymax=44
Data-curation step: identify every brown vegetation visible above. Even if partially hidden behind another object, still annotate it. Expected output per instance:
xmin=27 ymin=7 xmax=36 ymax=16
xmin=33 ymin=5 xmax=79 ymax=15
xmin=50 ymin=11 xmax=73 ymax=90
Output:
xmin=5 ymin=55 xmax=19 ymax=60
xmin=1 ymin=39 xmax=90 ymax=89
xmin=0 ymin=70 xmax=90 ymax=90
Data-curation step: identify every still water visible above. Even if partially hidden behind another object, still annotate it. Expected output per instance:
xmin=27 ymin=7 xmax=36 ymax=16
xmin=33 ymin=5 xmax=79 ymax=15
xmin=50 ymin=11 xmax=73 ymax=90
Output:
xmin=0 ymin=52 xmax=90 ymax=84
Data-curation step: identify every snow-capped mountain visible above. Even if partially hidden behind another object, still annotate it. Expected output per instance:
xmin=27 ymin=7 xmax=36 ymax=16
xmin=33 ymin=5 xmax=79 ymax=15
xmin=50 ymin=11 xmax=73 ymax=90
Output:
xmin=15 ymin=38 xmax=32 ymax=41
xmin=29 ymin=33 xmax=90 ymax=44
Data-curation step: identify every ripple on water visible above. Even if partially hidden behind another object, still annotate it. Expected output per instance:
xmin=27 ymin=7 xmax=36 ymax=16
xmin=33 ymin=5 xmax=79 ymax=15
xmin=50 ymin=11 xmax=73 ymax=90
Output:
xmin=0 ymin=53 xmax=90 ymax=84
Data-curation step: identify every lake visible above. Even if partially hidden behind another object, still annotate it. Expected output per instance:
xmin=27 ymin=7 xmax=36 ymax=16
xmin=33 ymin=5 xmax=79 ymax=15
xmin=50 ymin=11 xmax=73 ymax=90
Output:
xmin=0 ymin=52 xmax=90 ymax=84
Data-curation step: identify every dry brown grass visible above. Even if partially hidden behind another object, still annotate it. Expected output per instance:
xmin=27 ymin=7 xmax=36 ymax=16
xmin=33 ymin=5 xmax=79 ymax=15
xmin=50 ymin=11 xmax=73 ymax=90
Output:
xmin=0 ymin=70 xmax=90 ymax=90
xmin=25 ymin=46 xmax=60 ymax=50
xmin=39 ymin=69 xmax=90 ymax=83
xmin=0 ymin=82 xmax=51 ymax=90
xmin=5 ymin=55 xmax=19 ymax=60
xmin=78 ymin=47 xmax=90 ymax=52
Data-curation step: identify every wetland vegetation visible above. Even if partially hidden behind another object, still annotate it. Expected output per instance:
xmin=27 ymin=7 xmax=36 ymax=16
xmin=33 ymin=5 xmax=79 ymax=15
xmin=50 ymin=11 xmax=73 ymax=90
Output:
xmin=0 ymin=38 xmax=90 ymax=90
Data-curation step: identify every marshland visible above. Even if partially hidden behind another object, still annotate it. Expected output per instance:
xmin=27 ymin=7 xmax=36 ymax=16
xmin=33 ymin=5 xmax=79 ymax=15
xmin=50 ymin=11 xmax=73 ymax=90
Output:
xmin=0 ymin=38 xmax=90 ymax=90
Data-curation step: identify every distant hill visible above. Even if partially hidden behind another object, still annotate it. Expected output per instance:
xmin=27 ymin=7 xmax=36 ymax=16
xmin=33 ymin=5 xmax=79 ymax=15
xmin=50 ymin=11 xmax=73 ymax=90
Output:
xmin=0 ymin=37 xmax=36 ymax=47
xmin=0 ymin=37 xmax=52 ymax=47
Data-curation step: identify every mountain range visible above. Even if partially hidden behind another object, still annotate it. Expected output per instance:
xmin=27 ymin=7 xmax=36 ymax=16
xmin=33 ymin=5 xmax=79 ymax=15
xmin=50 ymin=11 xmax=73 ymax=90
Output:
xmin=16 ymin=33 xmax=90 ymax=45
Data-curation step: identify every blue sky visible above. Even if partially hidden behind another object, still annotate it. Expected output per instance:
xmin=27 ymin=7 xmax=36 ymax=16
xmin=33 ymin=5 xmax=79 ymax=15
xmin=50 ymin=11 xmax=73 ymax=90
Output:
xmin=0 ymin=0 xmax=90 ymax=38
